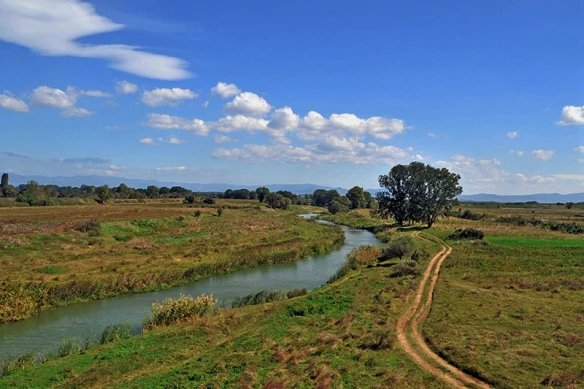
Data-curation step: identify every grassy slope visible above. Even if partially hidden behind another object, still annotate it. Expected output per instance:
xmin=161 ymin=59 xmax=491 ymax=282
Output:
xmin=1 ymin=239 xmax=449 ymax=389
xmin=0 ymin=203 xmax=344 ymax=322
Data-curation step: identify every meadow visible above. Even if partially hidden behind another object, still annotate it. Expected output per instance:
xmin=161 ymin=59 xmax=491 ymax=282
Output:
xmin=0 ymin=200 xmax=344 ymax=322
xmin=2 ymin=200 xmax=584 ymax=387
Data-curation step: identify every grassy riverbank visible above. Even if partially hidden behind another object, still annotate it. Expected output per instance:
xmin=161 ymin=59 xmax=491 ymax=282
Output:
xmin=0 ymin=202 xmax=344 ymax=323
xmin=0 ymin=240 xmax=448 ymax=388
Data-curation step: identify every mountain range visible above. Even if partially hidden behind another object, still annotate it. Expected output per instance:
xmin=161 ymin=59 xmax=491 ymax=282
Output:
xmin=5 ymin=173 xmax=584 ymax=203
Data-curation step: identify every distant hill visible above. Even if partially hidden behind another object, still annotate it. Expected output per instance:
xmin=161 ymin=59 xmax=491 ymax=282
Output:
xmin=459 ymin=193 xmax=584 ymax=203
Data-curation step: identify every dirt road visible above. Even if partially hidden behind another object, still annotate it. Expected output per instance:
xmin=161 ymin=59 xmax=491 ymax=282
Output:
xmin=395 ymin=232 xmax=492 ymax=389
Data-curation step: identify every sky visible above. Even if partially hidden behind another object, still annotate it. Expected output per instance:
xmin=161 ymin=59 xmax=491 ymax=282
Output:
xmin=0 ymin=0 xmax=583 ymax=194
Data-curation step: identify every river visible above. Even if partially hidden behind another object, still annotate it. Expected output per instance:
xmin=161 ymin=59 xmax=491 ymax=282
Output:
xmin=0 ymin=214 xmax=383 ymax=361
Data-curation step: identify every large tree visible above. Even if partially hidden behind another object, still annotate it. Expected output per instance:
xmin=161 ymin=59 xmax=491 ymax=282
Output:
xmin=346 ymin=186 xmax=367 ymax=209
xmin=256 ymin=187 xmax=270 ymax=202
xmin=376 ymin=162 xmax=462 ymax=228
xmin=1 ymin=173 xmax=8 ymax=197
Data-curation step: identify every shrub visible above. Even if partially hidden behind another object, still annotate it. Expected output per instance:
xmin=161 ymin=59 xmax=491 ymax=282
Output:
xmin=459 ymin=209 xmax=485 ymax=220
xmin=58 ymin=338 xmax=81 ymax=357
xmin=74 ymin=219 xmax=101 ymax=236
xmin=145 ymin=294 xmax=216 ymax=328
xmin=194 ymin=210 xmax=202 ymax=218
xmin=392 ymin=260 xmax=418 ymax=277
xmin=203 ymin=197 xmax=215 ymax=204
xmin=183 ymin=195 xmax=195 ymax=204
xmin=266 ymin=193 xmax=291 ymax=210
xmin=175 ymin=215 xmax=185 ymax=222
xmin=381 ymin=235 xmax=414 ymax=261
xmin=328 ymin=245 xmax=383 ymax=283
xmin=217 ymin=207 xmax=224 ymax=217
xmin=448 ymin=228 xmax=485 ymax=240
xmin=328 ymin=200 xmax=349 ymax=215
xmin=99 ymin=322 xmax=132 ymax=344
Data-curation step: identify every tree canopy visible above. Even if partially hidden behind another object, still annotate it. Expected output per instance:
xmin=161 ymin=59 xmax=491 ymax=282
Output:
xmin=376 ymin=162 xmax=462 ymax=228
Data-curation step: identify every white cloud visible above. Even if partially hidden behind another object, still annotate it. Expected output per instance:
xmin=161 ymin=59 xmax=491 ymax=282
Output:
xmin=213 ymin=115 xmax=269 ymax=133
xmin=556 ymin=106 xmax=584 ymax=126
xmin=507 ymin=131 xmax=519 ymax=139
xmin=109 ymin=164 xmax=125 ymax=170
xmin=142 ymin=88 xmax=198 ymax=107
xmin=268 ymin=107 xmax=300 ymax=131
xmin=0 ymin=0 xmax=191 ymax=80
xmin=140 ymin=137 xmax=155 ymax=145
xmin=428 ymin=132 xmax=437 ymax=138
xmin=214 ymin=135 xmax=235 ymax=144
xmin=553 ymin=174 xmax=584 ymax=180
xmin=162 ymin=135 xmax=186 ymax=144
xmin=299 ymin=111 xmax=406 ymax=140
xmin=512 ymin=174 xmax=555 ymax=184
xmin=202 ymin=100 xmax=209 ymax=108
xmin=61 ymin=107 xmax=93 ymax=117
xmin=0 ymin=94 xmax=28 ymax=112
xmin=211 ymin=82 xmax=241 ymax=98
xmin=116 ymin=80 xmax=138 ymax=94
xmin=31 ymin=86 xmax=76 ymax=109
xmin=146 ymin=113 xmax=209 ymax=135
xmin=225 ymin=92 xmax=272 ymax=117
xmin=213 ymin=139 xmax=408 ymax=166
xmin=156 ymin=166 xmax=186 ymax=172
xmin=516 ymin=150 xmax=524 ymax=157
xmin=80 ymin=90 xmax=112 ymax=98
xmin=532 ymin=149 xmax=554 ymax=161
xmin=575 ymin=146 xmax=584 ymax=153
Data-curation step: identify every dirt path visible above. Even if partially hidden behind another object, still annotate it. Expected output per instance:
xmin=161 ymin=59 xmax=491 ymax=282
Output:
xmin=395 ymin=232 xmax=492 ymax=389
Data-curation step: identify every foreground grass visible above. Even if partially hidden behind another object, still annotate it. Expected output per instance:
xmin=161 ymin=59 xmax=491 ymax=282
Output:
xmin=424 ymin=235 xmax=584 ymax=388
xmin=0 ymin=203 xmax=344 ymax=322
xmin=0 ymin=241 xmax=449 ymax=388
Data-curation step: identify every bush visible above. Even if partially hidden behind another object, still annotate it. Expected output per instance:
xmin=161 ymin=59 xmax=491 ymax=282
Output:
xmin=458 ymin=209 xmax=485 ymax=220
xmin=448 ymin=228 xmax=485 ymax=240
xmin=203 ymin=197 xmax=215 ymax=204
xmin=328 ymin=200 xmax=349 ymax=215
xmin=231 ymin=290 xmax=288 ymax=308
xmin=381 ymin=235 xmax=414 ymax=261
xmin=145 ymin=294 xmax=216 ymax=328
xmin=328 ymin=245 xmax=383 ymax=283
xmin=183 ymin=195 xmax=195 ymax=204
xmin=58 ymin=338 xmax=81 ymax=357
xmin=74 ymin=219 xmax=101 ymax=236
xmin=194 ymin=210 xmax=202 ymax=218
xmin=217 ymin=207 xmax=223 ymax=217
xmin=175 ymin=215 xmax=185 ymax=222
xmin=99 ymin=322 xmax=132 ymax=344
xmin=266 ymin=193 xmax=291 ymax=210
xmin=392 ymin=260 xmax=419 ymax=277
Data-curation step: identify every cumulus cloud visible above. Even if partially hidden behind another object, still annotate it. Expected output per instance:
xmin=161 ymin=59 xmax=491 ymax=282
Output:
xmin=31 ymin=86 xmax=93 ymax=117
xmin=108 ymin=164 xmax=125 ymax=170
xmin=213 ymin=138 xmax=408 ymax=166
xmin=0 ymin=0 xmax=191 ymax=80
xmin=507 ymin=131 xmax=519 ymax=139
xmin=213 ymin=115 xmax=269 ymax=133
xmin=159 ymin=135 xmax=186 ymax=144
xmin=532 ymin=149 xmax=554 ymax=161
xmin=142 ymin=88 xmax=198 ymax=107
xmin=268 ymin=107 xmax=300 ymax=131
xmin=140 ymin=137 xmax=155 ymax=145
xmin=512 ymin=174 xmax=556 ymax=184
xmin=146 ymin=113 xmax=209 ymax=135
xmin=116 ymin=80 xmax=138 ymax=94
xmin=225 ymin=92 xmax=272 ymax=117
xmin=575 ymin=146 xmax=584 ymax=153
xmin=428 ymin=132 xmax=437 ymax=138
xmin=299 ymin=111 xmax=405 ymax=140
xmin=211 ymin=82 xmax=241 ymax=98
xmin=0 ymin=94 xmax=28 ymax=112
xmin=556 ymin=106 xmax=584 ymax=126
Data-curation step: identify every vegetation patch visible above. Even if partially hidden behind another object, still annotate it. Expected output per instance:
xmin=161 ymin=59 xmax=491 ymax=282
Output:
xmin=485 ymin=236 xmax=584 ymax=247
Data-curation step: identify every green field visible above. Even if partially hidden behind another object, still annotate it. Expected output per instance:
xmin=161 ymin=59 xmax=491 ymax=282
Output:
xmin=486 ymin=236 xmax=584 ymax=247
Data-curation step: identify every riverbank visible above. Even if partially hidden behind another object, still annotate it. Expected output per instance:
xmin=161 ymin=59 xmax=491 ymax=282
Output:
xmin=1 ymin=237 xmax=446 ymax=388
xmin=0 ymin=203 xmax=344 ymax=323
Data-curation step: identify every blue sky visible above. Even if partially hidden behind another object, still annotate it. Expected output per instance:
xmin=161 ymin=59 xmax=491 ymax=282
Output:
xmin=0 ymin=0 xmax=582 ymax=194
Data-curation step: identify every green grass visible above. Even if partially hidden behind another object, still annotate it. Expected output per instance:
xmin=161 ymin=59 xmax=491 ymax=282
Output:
xmin=0 ymin=242 xmax=447 ymax=388
xmin=485 ymin=236 xmax=584 ymax=247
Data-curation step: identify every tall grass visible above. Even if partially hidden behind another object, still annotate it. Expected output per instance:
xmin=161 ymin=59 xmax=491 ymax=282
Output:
xmin=230 ymin=288 xmax=307 ymax=308
xmin=328 ymin=245 xmax=382 ymax=284
xmin=143 ymin=294 xmax=216 ymax=329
